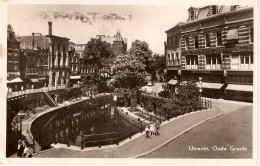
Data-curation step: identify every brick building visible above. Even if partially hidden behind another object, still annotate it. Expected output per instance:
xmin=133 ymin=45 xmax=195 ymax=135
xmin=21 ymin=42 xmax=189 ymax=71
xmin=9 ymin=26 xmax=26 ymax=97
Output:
xmin=69 ymin=42 xmax=97 ymax=82
xmin=7 ymin=25 xmax=23 ymax=91
xmin=165 ymin=5 xmax=253 ymax=102
xmin=112 ymin=30 xmax=127 ymax=57
xmin=19 ymin=22 xmax=71 ymax=87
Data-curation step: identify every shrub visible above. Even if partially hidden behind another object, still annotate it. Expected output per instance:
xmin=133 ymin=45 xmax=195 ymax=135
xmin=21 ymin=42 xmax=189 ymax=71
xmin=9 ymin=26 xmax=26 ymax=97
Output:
xmin=140 ymin=80 xmax=203 ymax=120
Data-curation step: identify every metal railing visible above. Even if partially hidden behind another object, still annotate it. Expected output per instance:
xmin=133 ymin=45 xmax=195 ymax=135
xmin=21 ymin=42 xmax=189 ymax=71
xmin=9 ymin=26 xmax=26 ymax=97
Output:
xmin=7 ymin=85 xmax=67 ymax=98
xmin=200 ymin=98 xmax=212 ymax=109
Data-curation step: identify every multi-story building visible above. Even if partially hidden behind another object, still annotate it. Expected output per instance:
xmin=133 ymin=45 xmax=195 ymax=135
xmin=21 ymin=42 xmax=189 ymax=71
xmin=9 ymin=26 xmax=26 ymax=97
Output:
xmin=7 ymin=25 xmax=21 ymax=80
xmin=19 ymin=21 xmax=71 ymax=87
xmin=7 ymin=25 xmax=23 ymax=91
xmin=166 ymin=5 xmax=253 ymax=102
xmin=68 ymin=42 xmax=97 ymax=82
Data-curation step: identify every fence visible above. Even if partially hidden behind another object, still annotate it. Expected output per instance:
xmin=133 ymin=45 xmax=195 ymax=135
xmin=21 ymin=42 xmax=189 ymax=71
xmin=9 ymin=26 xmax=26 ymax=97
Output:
xmin=200 ymin=98 xmax=212 ymax=109
xmin=7 ymin=85 xmax=67 ymax=98
xmin=56 ymin=107 xmax=150 ymax=150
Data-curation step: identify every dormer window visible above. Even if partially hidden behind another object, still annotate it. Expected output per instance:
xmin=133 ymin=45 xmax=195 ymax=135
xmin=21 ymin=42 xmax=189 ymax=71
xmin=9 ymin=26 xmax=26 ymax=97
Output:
xmin=212 ymin=5 xmax=218 ymax=15
xmin=188 ymin=7 xmax=198 ymax=21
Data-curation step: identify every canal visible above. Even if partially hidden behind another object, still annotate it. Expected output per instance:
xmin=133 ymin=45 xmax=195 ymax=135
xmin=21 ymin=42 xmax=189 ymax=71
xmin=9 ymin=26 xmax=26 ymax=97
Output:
xmin=31 ymin=95 xmax=145 ymax=151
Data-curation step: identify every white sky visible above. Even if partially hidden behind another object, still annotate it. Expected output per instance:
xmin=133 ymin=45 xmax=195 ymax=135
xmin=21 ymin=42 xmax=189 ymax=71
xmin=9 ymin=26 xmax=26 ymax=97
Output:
xmin=8 ymin=5 xmax=190 ymax=54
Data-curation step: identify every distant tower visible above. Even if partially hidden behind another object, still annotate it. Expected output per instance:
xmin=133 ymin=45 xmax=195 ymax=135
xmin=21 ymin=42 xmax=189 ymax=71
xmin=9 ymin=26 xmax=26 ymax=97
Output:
xmin=112 ymin=30 xmax=127 ymax=57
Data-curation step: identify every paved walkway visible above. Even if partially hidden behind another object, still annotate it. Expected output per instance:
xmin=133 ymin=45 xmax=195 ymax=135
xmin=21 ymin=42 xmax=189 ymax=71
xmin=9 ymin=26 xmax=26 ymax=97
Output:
xmin=35 ymin=107 xmax=222 ymax=158
xmin=142 ymin=100 xmax=253 ymax=158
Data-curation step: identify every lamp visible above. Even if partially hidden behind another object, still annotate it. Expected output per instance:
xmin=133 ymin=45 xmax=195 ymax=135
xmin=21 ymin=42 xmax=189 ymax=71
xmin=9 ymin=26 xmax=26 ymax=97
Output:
xmin=223 ymin=67 xmax=227 ymax=77
xmin=198 ymin=77 xmax=203 ymax=97
xmin=17 ymin=110 xmax=26 ymax=138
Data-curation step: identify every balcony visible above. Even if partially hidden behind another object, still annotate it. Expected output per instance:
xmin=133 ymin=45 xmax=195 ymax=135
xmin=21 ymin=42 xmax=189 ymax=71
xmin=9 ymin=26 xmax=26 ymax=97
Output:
xmin=167 ymin=59 xmax=181 ymax=67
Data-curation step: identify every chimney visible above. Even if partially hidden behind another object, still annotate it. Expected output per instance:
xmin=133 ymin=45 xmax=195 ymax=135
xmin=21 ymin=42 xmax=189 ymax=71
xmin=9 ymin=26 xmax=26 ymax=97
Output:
xmin=48 ymin=21 xmax=52 ymax=35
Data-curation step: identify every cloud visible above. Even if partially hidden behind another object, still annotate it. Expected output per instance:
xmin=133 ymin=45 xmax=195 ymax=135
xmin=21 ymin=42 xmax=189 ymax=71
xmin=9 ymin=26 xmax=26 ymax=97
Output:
xmin=38 ymin=11 xmax=131 ymax=25
xmin=100 ymin=13 xmax=125 ymax=21
xmin=39 ymin=11 xmax=93 ymax=24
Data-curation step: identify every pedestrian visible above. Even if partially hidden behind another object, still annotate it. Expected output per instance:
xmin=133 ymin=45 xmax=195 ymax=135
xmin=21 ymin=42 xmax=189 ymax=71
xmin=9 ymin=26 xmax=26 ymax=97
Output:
xmin=22 ymin=140 xmax=32 ymax=158
xmin=17 ymin=140 xmax=24 ymax=158
xmin=150 ymin=123 xmax=155 ymax=136
xmin=155 ymin=120 xmax=160 ymax=136
xmin=145 ymin=124 xmax=151 ymax=139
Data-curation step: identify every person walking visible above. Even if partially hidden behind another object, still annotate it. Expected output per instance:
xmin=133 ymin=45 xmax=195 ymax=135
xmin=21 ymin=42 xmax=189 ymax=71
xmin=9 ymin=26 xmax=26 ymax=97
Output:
xmin=22 ymin=140 xmax=32 ymax=158
xmin=145 ymin=124 xmax=151 ymax=139
xmin=155 ymin=120 xmax=161 ymax=136
xmin=17 ymin=140 xmax=24 ymax=158
xmin=150 ymin=123 xmax=155 ymax=136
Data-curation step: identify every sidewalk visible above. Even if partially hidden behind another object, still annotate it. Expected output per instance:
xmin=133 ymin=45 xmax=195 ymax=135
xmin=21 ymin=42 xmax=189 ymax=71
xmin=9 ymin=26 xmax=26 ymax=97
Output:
xmin=35 ymin=106 xmax=222 ymax=158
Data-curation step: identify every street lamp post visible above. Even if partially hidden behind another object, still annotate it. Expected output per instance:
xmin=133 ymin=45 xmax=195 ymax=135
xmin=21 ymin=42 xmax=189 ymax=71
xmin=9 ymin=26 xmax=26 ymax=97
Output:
xmin=178 ymin=68 xmax=182 ymax=83
xmin=198 ymin=77 xmax=203 ymax=99
xmin=17 ymin=110 xmax=26 ymax=138
xmin=164 ymin=69 xmax=167 ymax=90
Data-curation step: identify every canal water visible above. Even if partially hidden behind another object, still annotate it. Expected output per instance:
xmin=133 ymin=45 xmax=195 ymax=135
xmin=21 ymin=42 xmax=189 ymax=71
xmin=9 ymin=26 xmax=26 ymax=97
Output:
xmin=31 ymin=95 xmax=143 ymax=150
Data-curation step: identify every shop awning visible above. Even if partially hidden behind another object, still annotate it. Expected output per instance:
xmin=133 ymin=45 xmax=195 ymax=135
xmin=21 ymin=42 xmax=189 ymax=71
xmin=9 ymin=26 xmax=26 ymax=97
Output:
xmin=226 ymin=84 xmax=253 ymax=92
xmin=30 ymin=78 xmax=39 ymax=82
xmin=168 ymin=79 xmax=178 ymax=85
xmin=197 ymin=82 xmax=223 ymax=89
xmin=7 ymin=77 xmax=23 ymax=83
xmin=226 ymin=29 xmax=238 ymax=40
xmin=70 ymin=75 xmax=81 ymax=80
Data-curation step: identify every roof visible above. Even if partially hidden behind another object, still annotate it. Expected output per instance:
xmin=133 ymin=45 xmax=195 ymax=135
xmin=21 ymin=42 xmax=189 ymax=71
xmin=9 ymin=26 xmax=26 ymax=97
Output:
xmin=186 ymin=5 xmax=252 ymax=23
xmin=114 ymin=31 xmax=123 ymax=41
xmin=165 ymin=22 xmax=184 ymax=33
xmin=19 ymin=36 xmax=49 ymax=49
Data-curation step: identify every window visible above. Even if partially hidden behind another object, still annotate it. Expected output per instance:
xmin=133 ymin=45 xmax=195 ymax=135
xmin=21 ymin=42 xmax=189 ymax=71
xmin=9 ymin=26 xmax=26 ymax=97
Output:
xmin=172 ymin=53 xmax=175 ymax=60
xmin=194 ymin=35 xmax=199 ymax=49
xmin=167 ymin=54 xmax=171 ymax=64
xmin=186 ymin=55 xmax=198 ymax=69
xmin=176 ymin=35 xmax=180 ymax=47
xmin=240 ymin=54 xmax=253 ymax=69
xmin=13 ymin=64 xmax=18 ymax=71
xmin=217 ymin=32 xmax=222 ymax=46
xmin=176 ymin=53 xmax=179 ymax=60
xmin=205 ymin=34 xmax=210 ymax=47
xmin=190 ymin=11 xmax=195 ymax=20
xmin=185 ymin=37 xmax=189 ymax=50
xmin=206 ymin=54 xmax=221 ymax=69
xmin=8 ymin=49 xmax=12 ymax=56
xmin=7 ymin=62 xmax=12 ymax=71
xmin=250 ymin=28 xmax=254 ymax=43
xmin=212 ymin=6 xmax=217 ymax=15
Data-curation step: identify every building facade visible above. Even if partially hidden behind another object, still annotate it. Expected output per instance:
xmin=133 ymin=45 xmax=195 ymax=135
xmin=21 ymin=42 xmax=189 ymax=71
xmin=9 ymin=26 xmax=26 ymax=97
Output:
xmin=112 ymin=31 xmax=127 ymax=56
xmin=166 ymin=5 xmax=253 ymax=102
xmin=7 ymin=25 xmax=21 ymax=81
xmin=19 ymin=21 xmax=71 ymax=87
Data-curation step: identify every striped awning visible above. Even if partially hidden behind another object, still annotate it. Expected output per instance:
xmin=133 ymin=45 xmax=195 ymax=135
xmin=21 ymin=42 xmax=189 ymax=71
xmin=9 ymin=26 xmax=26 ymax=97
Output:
xmin=226 ymin=84 xmax=253 ymax=92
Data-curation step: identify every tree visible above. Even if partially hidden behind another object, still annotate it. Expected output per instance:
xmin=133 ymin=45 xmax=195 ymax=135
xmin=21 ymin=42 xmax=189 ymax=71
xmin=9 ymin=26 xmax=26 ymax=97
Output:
xmin=83 ymin=39 xmax=115 ymax=67
xmin=175 ymin=80 xmax=202 ymax=112
xmin=108 ymin=55 xmax=146 ymax=90
xmin=127 ymin=40 xmax=153 ymax=73
xmin=149 ymin=54 xmax=166 ymax=81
